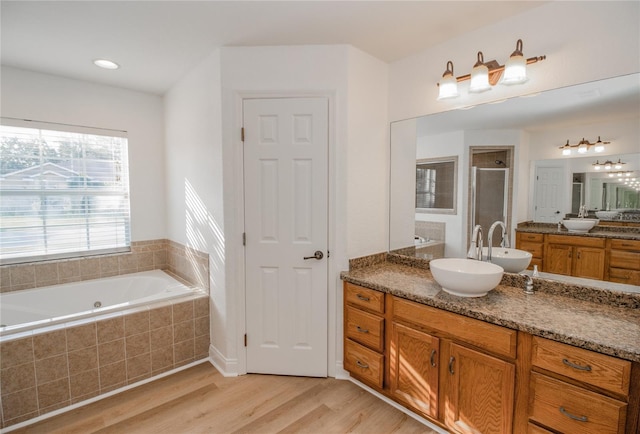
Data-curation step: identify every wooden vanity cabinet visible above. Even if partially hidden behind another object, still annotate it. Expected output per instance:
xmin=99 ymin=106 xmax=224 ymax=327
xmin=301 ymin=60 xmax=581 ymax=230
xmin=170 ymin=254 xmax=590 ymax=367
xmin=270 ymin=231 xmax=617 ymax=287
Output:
xmin=390 ymin=296 xmax=517 ymax=434
xmin=607 ymin=239 xmax=640 ymax=285
xmin=528 ymin=336 xmax=634 ymax=434
xmin=515 ymin=232 xmax=544 ymax=270
xmin=544 ymin=234 xmax=606 ymax=280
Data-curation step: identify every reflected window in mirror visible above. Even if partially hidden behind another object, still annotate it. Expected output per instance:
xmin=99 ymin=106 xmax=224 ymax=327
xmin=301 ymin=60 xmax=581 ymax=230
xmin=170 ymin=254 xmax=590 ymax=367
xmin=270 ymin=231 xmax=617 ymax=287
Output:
xmin=416 ymin=156 xmax=457 ymax=214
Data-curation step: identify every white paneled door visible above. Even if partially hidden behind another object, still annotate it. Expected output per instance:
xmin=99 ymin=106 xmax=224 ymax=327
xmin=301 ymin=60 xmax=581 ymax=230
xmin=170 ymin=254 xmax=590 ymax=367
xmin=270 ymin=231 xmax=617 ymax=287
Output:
xmin=243 ymin=97 xmax=329 ymax=377
xmin=534 ymin=167 xmax=565 ymax=223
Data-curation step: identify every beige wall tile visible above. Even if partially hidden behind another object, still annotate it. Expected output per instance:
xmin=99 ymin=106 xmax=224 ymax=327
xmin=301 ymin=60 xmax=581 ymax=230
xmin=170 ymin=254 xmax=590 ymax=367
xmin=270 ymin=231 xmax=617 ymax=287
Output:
xmin=1 ymin=387 xmax=38 ymax=422
xmin=39 ymin=399 xmax=70 ymax=416
xmin=71 ymin=390 xmax=100 ymax=405
xmin=34 ymin=263 xmax=59 ymax=286
xmin=194 ymin=316 xmax=209 ymax=338
xmin=36 ymin=378 xmax=70 ymax=410
xmin=124 ymin=311 xmax=149 ymax=337
xmin=136 ymin=252 xmax=154 ymax=269
xmin=1 ymin=363 xmax=36 ymax=395
xmin=57 ymin=261 xmax=80 ymax=280
xmin=174 ymin=339 xmax=194 ymax=365
xmin=97 ymin=317 xmax=124 ymax=344
xmin=151 ymin=347 xmax=173 ymax=372
xmin=194 ymin=297 xmax=209 ymax=318
xmin=33 ymin=330 xmax=66 ymax=360
xmin=35 ymin=355 xmax=68 ymax=385
xmin=0 ymin=338 xmax=34 ymax=369
xmin=153 ymin=250 xmax=167 ymax=268
xmin=98 ymin=339 xmax=125 ymax=366
xmin=150 ymin=326 xmax=173 ymax=351
xmin=66 ymin=323 xmax=96 ymax=351
xmin=118 ymin=255 xmax=137 ymax=273
xmin=172 ymin=301 xmax=193 ymax=323
xmin=79 ymin=257 xmax=101 ymax=279
xmin=0 ymin=266 xmax=11 ymax=291
xmin=173 ymin=320 xmax=194 ymax=344
xmin=125 ymin=333 xmax=150 ymax=358
xmin=69 ymin=369 xmax=99 ymax=399
xmin=100 ymin=381 xmax=126 ymax=394
xmin=126 ymin=353 xmax=150 ymax=380
xmin=195 ymin=335 xmax=210 ymax=359
xmin=99 ymin=256 xmax=119 ymax=276
xmin=149 ymin=306 xmax=172 ymax=330
xmin=10 ymin=266 xmax=35 ymax=287
xmin=67 ymin=346 xmax=98 ymax=375
xmin=99 ymin=361 xmax=126 ymax=389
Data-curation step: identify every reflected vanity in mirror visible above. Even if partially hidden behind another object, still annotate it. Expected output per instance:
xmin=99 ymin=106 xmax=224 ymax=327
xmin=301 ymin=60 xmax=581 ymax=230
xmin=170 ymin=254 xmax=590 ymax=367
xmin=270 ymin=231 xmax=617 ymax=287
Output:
xmin=389 ymin=73 xmax=640 ymax=288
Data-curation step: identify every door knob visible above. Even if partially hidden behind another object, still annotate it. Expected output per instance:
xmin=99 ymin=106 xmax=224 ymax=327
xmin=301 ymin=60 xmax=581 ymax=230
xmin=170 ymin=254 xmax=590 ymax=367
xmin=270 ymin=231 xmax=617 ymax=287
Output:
xmin=303 ymin=251 xmax=324 ymax=260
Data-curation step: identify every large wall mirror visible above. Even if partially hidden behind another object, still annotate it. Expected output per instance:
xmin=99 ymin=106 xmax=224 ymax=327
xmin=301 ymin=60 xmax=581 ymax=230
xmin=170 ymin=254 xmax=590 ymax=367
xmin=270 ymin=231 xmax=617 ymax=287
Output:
xmin=389 ymin=73 xmax=640 ymax=283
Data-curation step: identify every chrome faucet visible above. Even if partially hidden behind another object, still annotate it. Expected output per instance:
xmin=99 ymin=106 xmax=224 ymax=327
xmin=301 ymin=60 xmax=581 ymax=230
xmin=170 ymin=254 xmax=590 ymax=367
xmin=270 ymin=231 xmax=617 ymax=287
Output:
xmin=519 ymin=271 xmax=534 ymax=295
xmin=487 ymin=221 xmax=509 ymax=262
xmin=467 ymin=225 xmax=483 ymax=260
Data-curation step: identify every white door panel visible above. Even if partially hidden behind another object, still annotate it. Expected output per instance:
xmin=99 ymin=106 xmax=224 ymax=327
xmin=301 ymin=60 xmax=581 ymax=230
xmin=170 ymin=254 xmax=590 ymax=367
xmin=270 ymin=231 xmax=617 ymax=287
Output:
xmin=534 ymin=167 xmax=565 ymax=223
xmin=244 ymin=97 xmax=328 ymax=377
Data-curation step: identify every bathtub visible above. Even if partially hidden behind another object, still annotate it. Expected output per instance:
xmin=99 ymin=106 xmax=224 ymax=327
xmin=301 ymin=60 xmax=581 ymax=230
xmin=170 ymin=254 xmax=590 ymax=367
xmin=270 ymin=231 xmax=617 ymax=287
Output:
xmin=0 ymin=269 xmax=199 ymax=337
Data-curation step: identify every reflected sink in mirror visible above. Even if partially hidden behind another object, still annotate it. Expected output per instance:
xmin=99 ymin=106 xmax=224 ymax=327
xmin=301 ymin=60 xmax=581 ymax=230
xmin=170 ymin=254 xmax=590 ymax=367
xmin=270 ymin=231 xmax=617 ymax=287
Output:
xmin=481 ymin=247 xmax=532 ymax=273
xmin=595 ymin=210 xmax=619 ymax=220
xmin=562 ymin=218 xmax=599 ymax=233
xmin=429 ymin=258 xmax=504 ymax=298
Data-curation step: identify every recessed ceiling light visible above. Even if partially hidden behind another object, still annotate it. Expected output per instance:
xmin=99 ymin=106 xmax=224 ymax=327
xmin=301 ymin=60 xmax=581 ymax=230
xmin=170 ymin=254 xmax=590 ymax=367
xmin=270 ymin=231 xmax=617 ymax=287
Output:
xmin=93 ymin=59 xmax=119 ymax=70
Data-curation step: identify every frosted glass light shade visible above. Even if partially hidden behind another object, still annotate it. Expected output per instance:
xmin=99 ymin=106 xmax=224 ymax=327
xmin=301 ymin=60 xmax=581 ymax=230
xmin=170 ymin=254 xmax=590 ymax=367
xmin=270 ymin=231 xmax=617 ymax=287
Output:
xmin=469 ymin=63 xmax=491 ymax=93
xmin=562 ymin=148 xmax=571 ymax=156
xmin=438 ymin=75 xmax=459 ymax=100
xmin=501 ymin=54 xmax=527 ymax=85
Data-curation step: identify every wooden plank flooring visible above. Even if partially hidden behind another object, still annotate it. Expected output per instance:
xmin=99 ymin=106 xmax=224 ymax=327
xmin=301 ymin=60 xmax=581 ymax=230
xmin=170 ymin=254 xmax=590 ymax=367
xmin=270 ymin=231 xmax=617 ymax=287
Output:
xmin=11 ymin=362 xmax=438 ymax=433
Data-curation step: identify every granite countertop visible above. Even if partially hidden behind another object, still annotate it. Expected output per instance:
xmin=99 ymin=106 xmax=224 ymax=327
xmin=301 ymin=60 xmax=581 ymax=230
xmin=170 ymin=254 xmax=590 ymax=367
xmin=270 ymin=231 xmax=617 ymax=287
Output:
xmin=341 ymin=261 xmax=640 ymax=362
xmin=516 ymin=222 xmax=640 ymax=240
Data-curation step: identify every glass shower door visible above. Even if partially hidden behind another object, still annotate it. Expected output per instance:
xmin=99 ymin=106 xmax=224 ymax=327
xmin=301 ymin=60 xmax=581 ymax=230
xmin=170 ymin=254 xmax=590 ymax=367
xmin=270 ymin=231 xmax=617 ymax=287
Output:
xmin=471 ymin=167 xmax=509 ymax=246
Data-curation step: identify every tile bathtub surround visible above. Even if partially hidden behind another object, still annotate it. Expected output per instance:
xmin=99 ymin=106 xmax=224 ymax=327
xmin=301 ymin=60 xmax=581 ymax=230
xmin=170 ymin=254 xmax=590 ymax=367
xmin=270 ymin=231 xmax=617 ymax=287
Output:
xmin=0 ymin=239 xmax=210 ymax=293
xmin=0 ymin=296 xmax=210 ymax=428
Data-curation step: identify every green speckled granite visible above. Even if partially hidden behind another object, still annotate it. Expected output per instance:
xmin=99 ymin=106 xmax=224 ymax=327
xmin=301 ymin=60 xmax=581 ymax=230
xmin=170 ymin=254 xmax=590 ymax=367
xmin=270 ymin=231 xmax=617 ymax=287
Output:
xmin=341 ymin=261 xmax=640 ymax=362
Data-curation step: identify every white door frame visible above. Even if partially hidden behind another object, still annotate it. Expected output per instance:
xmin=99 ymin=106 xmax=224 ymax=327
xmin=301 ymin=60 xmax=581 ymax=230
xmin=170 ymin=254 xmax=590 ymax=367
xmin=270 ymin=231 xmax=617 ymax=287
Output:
xmin=232 ymin=90 xmax=337 ymax=377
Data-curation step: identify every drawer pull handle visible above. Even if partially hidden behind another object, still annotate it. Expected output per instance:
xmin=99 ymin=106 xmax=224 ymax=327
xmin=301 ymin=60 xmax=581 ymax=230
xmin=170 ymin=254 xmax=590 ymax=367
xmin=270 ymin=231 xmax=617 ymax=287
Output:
xmin=559 ymin=406 xmax=588 ymax=422
xmin=356 ymin=360 xmax=369 ymax=369
xmin=356 ymin=294 xmax=370 ymax=302
xmin=562 ymin=358 xmax=592 ymax=372
xmin=430 ymin=349 xmax=437 ymax=367
xmin=356 ymin=326 xmax=369 ymax=334
xmin=448 ymin=356 xmax=455 ymax=375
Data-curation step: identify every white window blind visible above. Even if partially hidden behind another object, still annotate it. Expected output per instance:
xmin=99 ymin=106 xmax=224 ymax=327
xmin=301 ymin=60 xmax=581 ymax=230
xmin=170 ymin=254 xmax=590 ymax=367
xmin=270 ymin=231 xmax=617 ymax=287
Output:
xmin=0 ymin=121 xmax=131 ymax=264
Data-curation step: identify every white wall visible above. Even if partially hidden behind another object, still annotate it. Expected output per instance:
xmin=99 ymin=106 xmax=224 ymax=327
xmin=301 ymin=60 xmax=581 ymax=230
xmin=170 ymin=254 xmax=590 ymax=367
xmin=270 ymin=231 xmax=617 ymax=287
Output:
xmin=0 ymin=66 xmax=166 ymax=241
xmin=389 ymin=1 xmax=640 ymax=122
xmin=163 ymin=50 xmax=225 ymax=361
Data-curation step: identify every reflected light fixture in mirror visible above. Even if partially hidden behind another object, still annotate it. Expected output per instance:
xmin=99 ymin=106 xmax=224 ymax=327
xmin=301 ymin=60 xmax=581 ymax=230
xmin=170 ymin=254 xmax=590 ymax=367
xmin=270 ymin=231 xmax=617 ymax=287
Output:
xmin=559 ymin=136 xmax=609 ymax=155
xmin=436 ymin=39 xmax=546 ymax=100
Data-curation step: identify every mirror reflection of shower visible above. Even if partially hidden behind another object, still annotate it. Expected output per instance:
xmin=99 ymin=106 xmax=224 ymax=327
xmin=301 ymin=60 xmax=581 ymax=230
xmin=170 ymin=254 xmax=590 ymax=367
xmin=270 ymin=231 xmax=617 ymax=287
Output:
xmin=469 ymin=148 xmax=514 ymax=247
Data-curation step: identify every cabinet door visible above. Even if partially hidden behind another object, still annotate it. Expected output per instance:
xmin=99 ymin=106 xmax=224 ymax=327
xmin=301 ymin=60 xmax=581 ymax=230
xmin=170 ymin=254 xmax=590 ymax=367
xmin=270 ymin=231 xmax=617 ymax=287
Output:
xmin=573 ymin=247 xmax=605 ymax=280
xmin=389 ymin=322 xmax=439 ymax=419
xmin=444 ymin=343 xmax=515 ymax=434
xmin=545 ymin=244 xmax=572 ymax=275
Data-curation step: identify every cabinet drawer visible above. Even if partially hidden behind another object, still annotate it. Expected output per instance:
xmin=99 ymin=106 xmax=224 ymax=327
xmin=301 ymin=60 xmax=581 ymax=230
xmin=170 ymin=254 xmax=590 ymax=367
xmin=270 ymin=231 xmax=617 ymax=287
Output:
xmin=392 ymin=297 xmax=516 ymax=359
xmin=610 ymin=238 xmax=640 ymax=251
xmin=344 ymin=282 xmax=385 ymax=314
xmin=345 ymin=306 xmax=384 ymax=352
xmin=531 ymin=337 xmax=631 ymax=396
xmin=344 ymin=339 xmax=384 ymax=388
xmin=527 ymin=423 xmax=554 ymax=434
xmin=547 ymin=234 xmax=606 ymax=248
xmin=519 ymin=241 xmax=543 ymax=258
xmin=608 ymin=267 xmax=640 ymax=285
xmin=609 ymin=249 xmax=640 ymax=269
xmin=519 ymin=232 xmax=544 ymax=243
xmin=529 ymin=373 xmax=627 ymax=434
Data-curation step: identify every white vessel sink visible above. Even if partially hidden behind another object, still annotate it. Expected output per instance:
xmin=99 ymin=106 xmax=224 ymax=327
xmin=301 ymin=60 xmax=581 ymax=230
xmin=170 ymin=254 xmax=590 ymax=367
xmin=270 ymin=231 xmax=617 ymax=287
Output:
xmin=429 ymin=258 xmax=504 ymax=298
xmin=562 ymin=218 xmax=599 ymax=233
xmin=481 ymin=247 xmax=532 ymax=273
xmin=595 ymin=210 xmax=619 ymax=220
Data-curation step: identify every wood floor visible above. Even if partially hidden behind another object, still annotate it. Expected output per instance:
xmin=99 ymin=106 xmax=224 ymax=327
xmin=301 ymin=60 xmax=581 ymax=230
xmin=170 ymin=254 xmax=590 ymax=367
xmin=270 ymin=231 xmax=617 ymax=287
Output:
xmin=11 ymin=362 xmax=438 ymax=434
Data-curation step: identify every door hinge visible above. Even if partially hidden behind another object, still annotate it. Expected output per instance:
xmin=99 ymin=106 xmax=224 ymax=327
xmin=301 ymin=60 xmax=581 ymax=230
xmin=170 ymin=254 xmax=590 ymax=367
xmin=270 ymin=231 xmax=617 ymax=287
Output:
xmin=244 ymin=334 xmax=247 ymax=347
xmin=327 ymin=250 xmax=330 ymax=258
xmin=241 ymin=127 xmax=245 ymax=142
xmin=242 ymin=232 xmax=246 ymax=246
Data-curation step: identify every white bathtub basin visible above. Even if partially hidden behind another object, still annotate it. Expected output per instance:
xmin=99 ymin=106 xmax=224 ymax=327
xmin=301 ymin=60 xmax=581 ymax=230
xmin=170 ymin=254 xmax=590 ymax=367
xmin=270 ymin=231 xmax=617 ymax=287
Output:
xmin=562 ymin=218 xmax=599 ymax=233
xmin=482 ymin=247 xmax=532 ymax=273
xmin=429 ymin=258 xmax=504 ymax=298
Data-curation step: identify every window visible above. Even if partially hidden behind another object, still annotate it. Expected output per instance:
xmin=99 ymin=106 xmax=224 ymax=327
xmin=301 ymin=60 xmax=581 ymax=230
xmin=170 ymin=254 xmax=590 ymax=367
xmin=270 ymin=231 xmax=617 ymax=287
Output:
xmin=0 ymin=120 xmax=131 ymax=264
xmin=415 ymin=156 xmax=457 ymax=214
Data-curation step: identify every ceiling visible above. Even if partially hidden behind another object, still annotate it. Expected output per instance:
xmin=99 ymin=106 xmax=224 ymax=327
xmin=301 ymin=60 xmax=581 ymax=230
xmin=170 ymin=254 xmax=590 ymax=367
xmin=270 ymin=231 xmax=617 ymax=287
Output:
xmin=1 ymin=1 xmax=544 ymax=95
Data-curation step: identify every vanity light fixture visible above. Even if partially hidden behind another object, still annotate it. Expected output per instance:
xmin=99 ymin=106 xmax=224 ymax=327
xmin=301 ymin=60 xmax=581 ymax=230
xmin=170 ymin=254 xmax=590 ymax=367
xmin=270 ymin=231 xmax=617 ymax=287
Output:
xmin=437 ymin=39 xmax=546 ymax=100
xmin=559 ymin=136 xmax=610 ymax=155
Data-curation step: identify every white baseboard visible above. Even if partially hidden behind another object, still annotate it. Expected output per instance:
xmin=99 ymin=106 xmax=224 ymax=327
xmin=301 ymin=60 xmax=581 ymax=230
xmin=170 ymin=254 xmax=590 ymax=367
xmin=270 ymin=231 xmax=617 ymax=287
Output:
xmin=333 ymin=361 xmax=350 ymax=380
xmin=209 ymin=344 xmax=239 ymax=377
